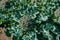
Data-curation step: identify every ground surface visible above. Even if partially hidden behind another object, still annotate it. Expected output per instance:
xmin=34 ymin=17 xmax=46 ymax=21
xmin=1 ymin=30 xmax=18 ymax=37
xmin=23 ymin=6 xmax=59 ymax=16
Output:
xmin=0 ymin=0 xmax=8 ymax=8
xmin=0 ymin=28 xmax=12 ymax=40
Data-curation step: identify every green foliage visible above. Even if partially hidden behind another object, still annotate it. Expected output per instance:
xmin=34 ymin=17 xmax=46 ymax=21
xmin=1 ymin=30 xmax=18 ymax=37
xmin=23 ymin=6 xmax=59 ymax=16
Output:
xmin=0 ymin=0 xmax=60 ymax=40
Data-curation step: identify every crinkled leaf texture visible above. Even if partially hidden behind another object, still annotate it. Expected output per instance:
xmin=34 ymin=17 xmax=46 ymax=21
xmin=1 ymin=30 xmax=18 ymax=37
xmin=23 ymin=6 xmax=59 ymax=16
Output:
xmin=0 ymin=0 xmax=60 ymax=40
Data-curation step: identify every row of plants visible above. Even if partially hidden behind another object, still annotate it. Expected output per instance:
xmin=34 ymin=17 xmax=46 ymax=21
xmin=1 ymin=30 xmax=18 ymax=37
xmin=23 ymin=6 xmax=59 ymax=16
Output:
xmin=0 ymin=0 xmax=60 ymax=40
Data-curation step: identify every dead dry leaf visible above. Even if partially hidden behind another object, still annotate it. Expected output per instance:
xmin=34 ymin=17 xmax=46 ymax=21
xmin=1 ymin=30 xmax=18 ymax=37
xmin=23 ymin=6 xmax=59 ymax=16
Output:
xmin=54 ymin=8 xmax=60 ymax=17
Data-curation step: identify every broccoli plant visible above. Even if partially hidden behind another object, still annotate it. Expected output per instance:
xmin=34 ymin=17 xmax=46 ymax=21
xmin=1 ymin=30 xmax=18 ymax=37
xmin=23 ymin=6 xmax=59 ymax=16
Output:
xmin=0 ymin=0 xmax=60 ymax=40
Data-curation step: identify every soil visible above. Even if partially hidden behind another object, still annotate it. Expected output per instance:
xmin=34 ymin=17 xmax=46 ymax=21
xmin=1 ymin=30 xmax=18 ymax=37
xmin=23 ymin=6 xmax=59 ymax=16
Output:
xmin=0 ymin=0 xmax=8 ymax=8
xmin=0 ymin=28 xmax=12 ymax=40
